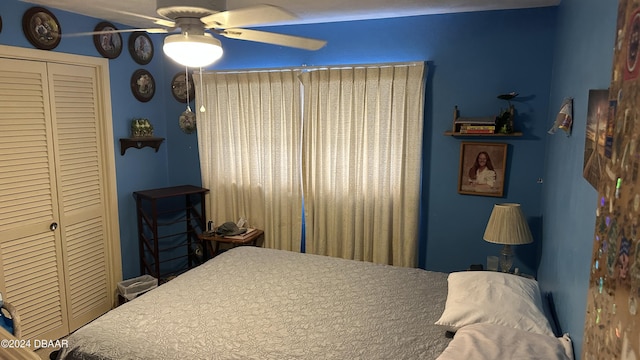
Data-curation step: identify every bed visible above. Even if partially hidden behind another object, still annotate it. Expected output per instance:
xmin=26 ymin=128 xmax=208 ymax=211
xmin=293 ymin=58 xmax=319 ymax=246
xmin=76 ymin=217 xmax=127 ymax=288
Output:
xmin=56 ymin=246 xmax=573 ymax=360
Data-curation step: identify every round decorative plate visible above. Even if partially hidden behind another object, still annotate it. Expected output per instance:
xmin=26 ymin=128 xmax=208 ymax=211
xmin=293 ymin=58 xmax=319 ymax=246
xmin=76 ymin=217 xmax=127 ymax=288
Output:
xmin=171 ymin=71 xmax=195 ymax=103
xmin=22 ymin=7 xmax=61 ymax=50
xmin=93 ymin=21 xmax=122 ymax=59
xmin=179 ymin=110 xmax=196 ymax=134
xmin=129 ymin=31 xmax=153 ymax=65
xmin=130 ymin=69 xmax=155 ymax=102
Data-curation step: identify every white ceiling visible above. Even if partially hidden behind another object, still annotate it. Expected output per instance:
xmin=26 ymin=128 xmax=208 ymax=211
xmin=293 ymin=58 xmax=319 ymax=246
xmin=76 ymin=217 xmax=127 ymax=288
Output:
xmin=20 ymin=0 xmax=560 ymax=29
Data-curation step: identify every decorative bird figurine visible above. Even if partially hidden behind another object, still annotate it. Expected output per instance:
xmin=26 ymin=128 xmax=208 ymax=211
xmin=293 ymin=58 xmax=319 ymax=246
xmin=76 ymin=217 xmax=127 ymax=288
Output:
xmin=496 ymin=92 xmax=518 ymax=134
xmin=497 ymin=92 xmax=519 ymax=106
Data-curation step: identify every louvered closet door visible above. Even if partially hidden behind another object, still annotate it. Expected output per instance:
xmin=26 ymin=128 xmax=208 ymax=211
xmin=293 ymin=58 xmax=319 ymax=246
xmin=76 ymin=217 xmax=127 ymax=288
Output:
xmin=0 ymin=58 xmax=70 ymax=342
xmin=47 ymin=63 xmax=111 ymax=332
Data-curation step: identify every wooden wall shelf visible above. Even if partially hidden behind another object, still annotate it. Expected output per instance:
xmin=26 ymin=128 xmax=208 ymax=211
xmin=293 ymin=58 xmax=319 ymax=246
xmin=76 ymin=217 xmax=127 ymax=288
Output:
xmin=120 ymin=137 xmax=165 ymax=155
xmin=444 ymin=131 xmax=523 ymax=137
xmin=448 ymin=105 xmax=522 ymax=138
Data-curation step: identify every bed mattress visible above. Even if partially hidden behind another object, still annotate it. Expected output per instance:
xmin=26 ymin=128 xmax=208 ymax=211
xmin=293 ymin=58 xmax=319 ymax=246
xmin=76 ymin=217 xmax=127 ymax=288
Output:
xmin=59 ymin=247 xmax=451 ymax=360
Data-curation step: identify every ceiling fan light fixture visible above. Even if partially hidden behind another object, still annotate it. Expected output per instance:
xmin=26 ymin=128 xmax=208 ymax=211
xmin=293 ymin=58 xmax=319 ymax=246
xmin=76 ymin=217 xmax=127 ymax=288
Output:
xmin=163 ymin=33 xmax=223 ymax=68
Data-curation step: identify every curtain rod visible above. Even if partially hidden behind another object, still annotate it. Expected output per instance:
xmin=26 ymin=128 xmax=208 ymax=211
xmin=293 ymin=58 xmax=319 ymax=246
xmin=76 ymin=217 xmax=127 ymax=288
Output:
xmin=197 ymin=61 xmax=425 ymax=75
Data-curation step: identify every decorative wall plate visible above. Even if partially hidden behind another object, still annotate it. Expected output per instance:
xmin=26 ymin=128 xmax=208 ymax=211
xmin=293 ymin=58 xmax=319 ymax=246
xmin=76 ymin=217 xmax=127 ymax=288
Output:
xmin=128 ymin=31 xmax=153 ymax=65
xmin=179 ymin=109 xmax=196 ymax=134
xmin=93 ymin=22 xmax=122 ymax=59
xmin=131 ymin=69 xmax=155 ymax=102
xmin=22 ymin=7 xmax=61 ymax=50
xmin=171 ymin=71 xmax=195 ymax=103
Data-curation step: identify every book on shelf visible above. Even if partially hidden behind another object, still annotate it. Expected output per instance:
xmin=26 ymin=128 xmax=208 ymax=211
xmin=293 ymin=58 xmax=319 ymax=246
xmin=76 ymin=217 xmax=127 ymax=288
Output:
xmin=459 ymin=125 xmax=496 ymax=131
xmin=454 ymin=116 xmax=496 ymax=125
xmin=458 ymin=129 xmax=496 ymax=134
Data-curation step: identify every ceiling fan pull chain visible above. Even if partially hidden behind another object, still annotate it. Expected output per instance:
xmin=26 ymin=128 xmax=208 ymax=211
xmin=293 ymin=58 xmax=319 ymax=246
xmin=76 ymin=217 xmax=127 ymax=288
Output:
xmin=178 ymin=66 xmax=197 ymax=134
xmin=199 ymin=67 xmax=206 ymax=113
xmin=185 ymin=66 xmax=192 ymax=112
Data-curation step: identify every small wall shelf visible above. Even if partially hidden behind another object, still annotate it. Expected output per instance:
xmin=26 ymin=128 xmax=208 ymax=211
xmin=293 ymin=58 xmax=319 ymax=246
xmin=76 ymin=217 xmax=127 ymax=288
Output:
xmin=447 ymin=105 xmax=522 ymax=138
xmin=120 ymin=137 xmax=165 ymax=155
xmin=444 ymin=131 xmax=523 ymax=137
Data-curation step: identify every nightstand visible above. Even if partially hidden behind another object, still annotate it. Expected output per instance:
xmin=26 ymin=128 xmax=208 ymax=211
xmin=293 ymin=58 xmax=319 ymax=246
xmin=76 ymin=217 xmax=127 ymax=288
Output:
xmin=198 ymin=228 xmax=264 ymax=258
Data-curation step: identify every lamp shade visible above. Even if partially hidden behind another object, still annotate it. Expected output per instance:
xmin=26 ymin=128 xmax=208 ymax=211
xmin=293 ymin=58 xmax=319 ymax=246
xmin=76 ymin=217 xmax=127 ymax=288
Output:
xmin=483 ymin=203 xmax=533 ymax=245
xmin=163 ymin=33 xmax=223 ymax=68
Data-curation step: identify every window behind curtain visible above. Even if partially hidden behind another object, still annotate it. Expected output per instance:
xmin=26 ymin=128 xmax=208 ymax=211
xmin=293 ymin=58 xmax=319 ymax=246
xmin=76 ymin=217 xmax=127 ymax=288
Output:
xmin=194 ymin=70 xmax=304 ymax=252
xmin=196 ymin=62 xmax=426 ymax=266
xmin=300 ymin=63 xmax=426 ymax=267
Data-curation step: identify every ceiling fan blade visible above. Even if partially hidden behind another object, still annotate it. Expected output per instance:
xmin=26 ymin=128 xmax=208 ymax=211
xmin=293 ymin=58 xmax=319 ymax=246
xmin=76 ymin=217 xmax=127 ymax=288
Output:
xmin=62 ymin=28 xmax=169 ymax=38
xmin=201 ymin=5 xmax=298 ymax=29
xmin=108 ymin=8 xmax=176 ymax=28
xmin=19 ymin=0 xmax=175 ymax=29
xmin=220 ymin=28 xmax=326 ymax=50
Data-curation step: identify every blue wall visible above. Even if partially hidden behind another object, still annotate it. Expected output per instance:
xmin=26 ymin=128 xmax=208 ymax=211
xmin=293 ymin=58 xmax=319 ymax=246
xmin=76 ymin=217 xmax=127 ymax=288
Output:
xmin=538 ymin=0 xmax=617 ymax=357
xmin=0 ymin=1 xmax=166 ymax=277
xmin=420 ymin=10 xmax=556 ymax=276
xmin=206 ymin=9 xmax=557 ymax=278
xmin=1 ymin=1 xmax=615 ymax=356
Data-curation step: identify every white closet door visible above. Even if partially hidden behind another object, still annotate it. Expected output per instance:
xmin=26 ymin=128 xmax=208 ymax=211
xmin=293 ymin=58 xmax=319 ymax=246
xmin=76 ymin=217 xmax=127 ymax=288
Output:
xmin=0 ymin=58 xmax=69 ymax=342
xmin=47 ymin=63 xmax=111 ymax=332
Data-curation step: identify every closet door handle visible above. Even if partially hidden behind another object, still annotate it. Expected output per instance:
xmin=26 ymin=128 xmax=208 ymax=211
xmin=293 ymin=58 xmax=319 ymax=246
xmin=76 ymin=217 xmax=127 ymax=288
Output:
xmin=50 ymin=222 xmax=58 ymax=231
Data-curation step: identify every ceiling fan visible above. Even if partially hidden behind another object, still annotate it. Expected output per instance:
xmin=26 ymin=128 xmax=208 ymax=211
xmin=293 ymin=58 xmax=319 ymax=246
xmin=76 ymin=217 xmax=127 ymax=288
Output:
xmin=60 ymin=0 xmax=328 ymax=67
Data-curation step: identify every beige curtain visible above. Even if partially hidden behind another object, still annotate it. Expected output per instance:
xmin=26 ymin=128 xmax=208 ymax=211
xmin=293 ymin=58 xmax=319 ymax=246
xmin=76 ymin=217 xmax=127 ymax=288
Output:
xmin=194 ymin=70 xmax=303 ymax=251
xmin=300 ymin=63 xmax=426 ymax=267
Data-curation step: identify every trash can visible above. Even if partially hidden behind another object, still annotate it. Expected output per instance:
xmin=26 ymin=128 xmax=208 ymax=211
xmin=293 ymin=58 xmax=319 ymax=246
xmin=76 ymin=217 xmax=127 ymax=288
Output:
xmin=117 ymin=275 xmax=158 ymax=304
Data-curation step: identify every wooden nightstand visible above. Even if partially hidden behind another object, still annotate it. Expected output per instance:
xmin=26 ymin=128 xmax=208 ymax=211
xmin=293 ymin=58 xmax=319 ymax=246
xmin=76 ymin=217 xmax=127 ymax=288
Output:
xmin=198 ymin=228 xmax=264 ymax=258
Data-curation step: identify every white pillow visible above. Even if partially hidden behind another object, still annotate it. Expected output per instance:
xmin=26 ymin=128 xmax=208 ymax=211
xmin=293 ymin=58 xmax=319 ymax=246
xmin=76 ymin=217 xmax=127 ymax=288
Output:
xmin=436 ymin=323 xmax=574 ymax=360
xmin=435 ymin=271 xmax=555 ymax=336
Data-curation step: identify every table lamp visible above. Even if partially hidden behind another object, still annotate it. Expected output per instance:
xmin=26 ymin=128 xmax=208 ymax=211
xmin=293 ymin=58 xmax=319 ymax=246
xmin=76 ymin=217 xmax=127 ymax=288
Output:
xmin=483 ymin=203 xmax=533 ymax=273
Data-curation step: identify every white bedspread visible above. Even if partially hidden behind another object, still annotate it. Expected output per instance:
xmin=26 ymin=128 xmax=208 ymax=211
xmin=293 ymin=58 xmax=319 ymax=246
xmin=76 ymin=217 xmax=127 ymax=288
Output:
xmin=59 ymin=247 xmax=451 ymax=360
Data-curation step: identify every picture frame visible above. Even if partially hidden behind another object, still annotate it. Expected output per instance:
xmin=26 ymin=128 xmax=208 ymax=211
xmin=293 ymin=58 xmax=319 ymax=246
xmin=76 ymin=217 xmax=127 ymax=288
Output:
xmin=93 ymin=21 xmax=122 ymax=59
xmin=128 ymin=31 xmax=153 ymax=65
xmin=130 ymin=69 xmax=155 ymax=102
xmin=171 ymin=71 xmax=196 ymax=103
xmin=22 ymin=7 xmax=61 ymax=50
xmin=458 ymin=142 xmax=508 ymax=197
xmin=582 ymin=89 xmax=610 ymax=190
